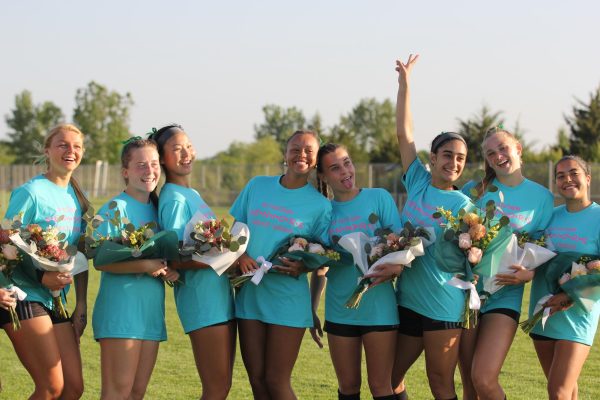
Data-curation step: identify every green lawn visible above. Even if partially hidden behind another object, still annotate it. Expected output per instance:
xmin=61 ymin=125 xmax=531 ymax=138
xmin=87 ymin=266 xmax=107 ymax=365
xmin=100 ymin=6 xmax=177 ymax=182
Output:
xmin=1 ymin=206 xmax=599 ymax=398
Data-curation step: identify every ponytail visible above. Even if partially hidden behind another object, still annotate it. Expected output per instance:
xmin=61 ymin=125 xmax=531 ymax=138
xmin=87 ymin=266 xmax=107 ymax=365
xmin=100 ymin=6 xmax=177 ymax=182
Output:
xmin=70 ymin=176 xmax=90 ymax=215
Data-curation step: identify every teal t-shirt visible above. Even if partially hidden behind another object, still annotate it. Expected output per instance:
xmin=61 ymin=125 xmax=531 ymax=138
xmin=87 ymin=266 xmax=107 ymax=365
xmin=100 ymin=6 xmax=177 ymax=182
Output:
xmin=159 ymin=183 xmax=234 ymax=333
xmin=463 ymin=178 xmax=554 ymax=313
xmin=530 ymin=203 xmax=600 ymax=345
xmin=4 ymin=175 xmax=83 ymax=310
xmin=229 ymin=175 xmax=332 ymax=328
xmin=398 ymin=159 xmax=471 ymax=322
xmin=92 ymin=192 xmax=167 ymax=341
xmin=325 ymin=188 xmax=401 ymax=326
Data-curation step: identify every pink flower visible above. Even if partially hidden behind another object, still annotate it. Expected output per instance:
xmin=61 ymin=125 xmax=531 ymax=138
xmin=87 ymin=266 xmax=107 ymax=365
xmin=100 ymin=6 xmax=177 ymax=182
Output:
xmin=469 ymin=224 xmax=486 ymax=241
xmin=586 ymin=259 xmax=600 ymax=272
xmin=558 ymin=273 xmax=571 ymax=285
xmin=1 ymin=244 xmax=18 ymax=261
xmin=458 ymin=233 xmax=472 ymax=250
xmin=467 ymin=247 xmax=483 ymax=265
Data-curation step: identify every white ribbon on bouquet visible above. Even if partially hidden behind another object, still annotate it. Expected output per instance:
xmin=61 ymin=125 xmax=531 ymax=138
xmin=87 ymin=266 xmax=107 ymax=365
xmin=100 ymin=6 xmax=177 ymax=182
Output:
xmin=447 ymin=277 xmax=481 ymax=310
xmin=483 ymin=234 xmax=556 ymax=295
xmin=182 ymin=211 xmax=250 ymax=276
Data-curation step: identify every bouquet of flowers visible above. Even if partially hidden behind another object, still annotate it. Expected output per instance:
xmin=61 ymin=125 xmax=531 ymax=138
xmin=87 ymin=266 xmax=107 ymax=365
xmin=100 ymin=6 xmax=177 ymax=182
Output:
xmin=0 ymin=225 xmax=26 ymax=330
xmin=83 ymin=202 xmax=180 ymax=283
xmin=230 ymin=235 xmax=349 ymax=288
xmin=519 ymin=253 xmax=598 ymax=333
xmin=179 ymin=211 xmax=249 ymax=276
xmin=433 ymin=202 xmax=512 ymax=327
xmin=338 ymin=216 xmax=432 ymax=309
xmin=483 ymin=232 xmax=556 ymax=296
xmin=8 ymin=216 xmax=88 ymax=318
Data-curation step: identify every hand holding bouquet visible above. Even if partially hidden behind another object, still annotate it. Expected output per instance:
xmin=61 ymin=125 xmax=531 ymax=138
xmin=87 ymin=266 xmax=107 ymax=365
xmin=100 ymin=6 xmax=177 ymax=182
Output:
xmin=338 ymin=216 xmax=431 ymax=309
xmin=0 ymin=224 xmax=26 ymax=330
xmin=8 ymin=216 xmax=88 ymax=319
xmin=433 ymin=202 xmax=512 ymax=327
xmin=180 ymin=211 xmax=249 ymax=276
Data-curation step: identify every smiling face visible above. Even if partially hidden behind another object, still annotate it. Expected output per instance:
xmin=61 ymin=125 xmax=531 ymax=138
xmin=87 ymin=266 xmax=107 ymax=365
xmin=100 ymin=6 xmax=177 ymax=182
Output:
xmin=555 ymin=158 xmax=591 ymax=201
xmin=45 ymin=129 xmax=84 ymax=176
xmin=161 ymin=131 xmax=196 ymax=178
xmin=122 ymin=145 xmax=161 ymax=195
xmin=483 ymin=132 xmax=522 ymax=178
xmin=430 ymin=139 xmax=467 ymax=185
xmin=284 ymin=133 xmax=319 ymax=176
xmin=319 ymin=147 xmax=356 ymax=196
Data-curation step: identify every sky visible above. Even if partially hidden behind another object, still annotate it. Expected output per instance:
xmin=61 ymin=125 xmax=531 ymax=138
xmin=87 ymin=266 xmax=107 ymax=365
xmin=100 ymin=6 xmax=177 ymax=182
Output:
xmin=1 ymin=0 xmax=599 ymax=159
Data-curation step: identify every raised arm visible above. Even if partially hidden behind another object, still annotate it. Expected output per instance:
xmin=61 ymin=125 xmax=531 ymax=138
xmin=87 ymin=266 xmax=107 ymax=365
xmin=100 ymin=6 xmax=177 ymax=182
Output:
xmin=396 ymin=54 xmax=419 ymax=169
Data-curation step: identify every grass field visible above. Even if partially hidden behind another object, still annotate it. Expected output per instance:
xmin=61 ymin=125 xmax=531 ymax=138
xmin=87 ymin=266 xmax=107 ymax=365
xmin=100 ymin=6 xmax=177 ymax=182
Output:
xmin=1 ymin=206 xmax=599 ymax=399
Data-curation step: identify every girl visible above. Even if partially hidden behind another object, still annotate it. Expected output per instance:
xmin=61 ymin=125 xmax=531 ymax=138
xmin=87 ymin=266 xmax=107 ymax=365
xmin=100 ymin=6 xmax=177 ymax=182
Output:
xmin=231 ymin=129 xmax=332 ymax=400
xmin=310 ymin=143 xmax=400 ymax=400
xmin=92 ymin=138 xmax=178 ymax=400
xmin=2 ymin=123 xmax=89 ymax=399
xmin=153 ymin=124 xmax=235 ymax=400
xmin=460 ymin=127 xmax=554 ymax=400
xmin=371 ymin=54 xmax=472 ymax=400
xmin=505 ymin=156 xmax=599 ymax=399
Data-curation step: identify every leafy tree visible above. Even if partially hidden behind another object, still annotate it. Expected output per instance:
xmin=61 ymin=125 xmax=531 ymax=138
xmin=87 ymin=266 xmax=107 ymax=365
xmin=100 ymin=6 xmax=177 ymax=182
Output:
xmin=0 ymin=141 xmax=16 ymax=164
xmin=5 ymin=90 xmax=64 ymax=164
xmin=565 ymin=86 xmax=600 ymax=161
xmin=73 ymin=81 xmax=133 ymax=164
xmin=254 ymin=105 xmax=307 ymax=146
xmin=328 ymin=98 xmax=398 ymax=163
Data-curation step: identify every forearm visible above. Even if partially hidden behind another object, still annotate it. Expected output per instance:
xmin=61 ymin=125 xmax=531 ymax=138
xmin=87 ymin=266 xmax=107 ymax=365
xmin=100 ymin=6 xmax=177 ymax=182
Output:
xmin=169 ymin=259 xmax=211 ymax=270
xmin=73 ymin=271 xmax=88 ymax=306
xmin=310 ymin=270 xmax=327 ymax=313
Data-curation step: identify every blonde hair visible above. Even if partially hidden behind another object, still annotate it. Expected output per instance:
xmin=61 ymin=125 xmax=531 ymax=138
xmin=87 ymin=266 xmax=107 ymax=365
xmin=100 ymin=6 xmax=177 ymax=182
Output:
xmin=474 ymin=128 xmax=521 ymax=198
xmin=45 ymin=124 xmax=90 ymax=214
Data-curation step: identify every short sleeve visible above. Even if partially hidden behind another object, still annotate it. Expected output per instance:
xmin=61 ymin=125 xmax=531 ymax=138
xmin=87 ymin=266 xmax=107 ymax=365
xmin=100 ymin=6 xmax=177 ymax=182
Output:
xmin=230 ymin=178 xmax=254 ymax=224
xmin=402 ymin=158 xmax=431 ymax=195
xmin=4 ymin=186 xmax=36 ymax=224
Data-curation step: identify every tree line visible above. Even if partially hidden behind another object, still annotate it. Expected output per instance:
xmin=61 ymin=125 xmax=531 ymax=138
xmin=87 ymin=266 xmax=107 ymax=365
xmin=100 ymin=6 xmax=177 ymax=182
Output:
xmin=2 ymin=82 xmax=600 ymax=167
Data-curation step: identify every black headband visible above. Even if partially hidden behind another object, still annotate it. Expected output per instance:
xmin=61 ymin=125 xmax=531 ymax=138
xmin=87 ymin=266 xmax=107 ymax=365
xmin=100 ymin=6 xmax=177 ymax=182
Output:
xmin=431 ymin=132 xmax=466 ymax=153
xmin=147 ymin=124 xmax=184 ymax=149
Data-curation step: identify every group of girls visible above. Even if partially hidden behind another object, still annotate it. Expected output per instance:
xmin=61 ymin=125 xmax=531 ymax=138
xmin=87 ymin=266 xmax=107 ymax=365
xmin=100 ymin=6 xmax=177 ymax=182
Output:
xmin=0 ymin=53 xmax=598 ymax=400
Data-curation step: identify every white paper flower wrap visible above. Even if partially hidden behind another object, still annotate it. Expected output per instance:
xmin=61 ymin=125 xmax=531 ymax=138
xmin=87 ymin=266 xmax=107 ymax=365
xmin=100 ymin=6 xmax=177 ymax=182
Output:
xmin=182 ymin=211 xmax=250 ymax=276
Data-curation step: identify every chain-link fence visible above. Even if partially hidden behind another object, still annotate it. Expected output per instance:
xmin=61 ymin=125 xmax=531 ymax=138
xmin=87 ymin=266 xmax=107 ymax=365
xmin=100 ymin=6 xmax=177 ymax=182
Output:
xmin=1 ymin=162 xmax=599 ymax=209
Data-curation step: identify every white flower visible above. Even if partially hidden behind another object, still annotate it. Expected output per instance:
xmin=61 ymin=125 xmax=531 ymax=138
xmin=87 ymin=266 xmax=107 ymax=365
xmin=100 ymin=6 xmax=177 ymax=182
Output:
xmin=288 ymin=243 xmax=305 ymax=252
xmin=558 ymin=273 xmax=571 ymax=285
xmin=2 ymin=244 xmax=18 ymax=260
xmin=458 ymin=233 xmax=472 ymax=250
xmin=467 ymin=247 xmax=483 ymax=265
xmin=308 ymin=243 xmax=325 ymax=255
xmin=369 ymin=243 xmax=385 ymax=259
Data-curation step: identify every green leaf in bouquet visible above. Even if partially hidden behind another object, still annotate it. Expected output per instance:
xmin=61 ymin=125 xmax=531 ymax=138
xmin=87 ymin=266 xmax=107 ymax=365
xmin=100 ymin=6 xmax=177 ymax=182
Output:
xmin=229 ymin=241 xmax=240 ymax=252
xmin=11 ymin=218 xmax=23 ymax=229
xmin=469 ymin=188 xmax=479 ymax=198
xmin=368 ymin=213 xmax=379 ymax=224
xmin=222 ymin=219 xmax=230 ymax=228
xmin=458 ymin=208 xmax=466 ymax=217
xmin=238 ymin=236 xmax=247 ymax=245
xmin=121 ymin=217 xmax=131 ymax=225
xmin=485 ymin=200 xmax=495 ymax=210
xmin=459 ymin=221 xmax=469 ymax=233
xmin=199 ymin=243 xmax=212 ymax=252
xmin=416 ymin=227 xmax=430 ymax=240
xmin=409 ymin=237 xmax=421 ymax=246
xmin=222 ymin=230 xmax=231 ymax=241
xmin=486 ymin=209 xmax=495 ymax=220
xmin=488 ymin=185 xmax=498 ymax=193
xmin=444 ymin=229 xmax=456 ymax=241
xmin=66 ymin=244 xmax=78 ymax=257
xmin=125 ymin=223 xmax=136 ymax=233
xmin=57 ymin=232 xmax=66 ymax=241
xmin=364 ymin=243 xmax=372 ymax=254
xmin=146 ymin=221 xmax=157 ymax=230
xmin=109 ymin=201 xmax=118 ymax=210
xmin=193 ymin=232 xmax=206 ymax=242
xmin=85 ymin=236 xmax=96 ymax=245
xmin=432 ymin=211 xmax=442 ymax=219
xmin=215 ymin=227 xmax=224 ymax=237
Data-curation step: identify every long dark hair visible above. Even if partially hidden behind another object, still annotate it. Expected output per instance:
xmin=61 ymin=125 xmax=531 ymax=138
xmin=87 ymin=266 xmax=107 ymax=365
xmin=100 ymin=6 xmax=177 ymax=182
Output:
xmin=316 ymin=143 xmax=347 ymax=198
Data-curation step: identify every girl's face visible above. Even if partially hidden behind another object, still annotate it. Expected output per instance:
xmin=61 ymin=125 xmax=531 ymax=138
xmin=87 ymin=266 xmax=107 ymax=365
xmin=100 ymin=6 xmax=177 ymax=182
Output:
xmin=45 ymin=130 xmax=84 ymax=175
xmin=483 ymin=133 xmax=522 ymax=177
xmin=555 ymin=159 xmax=591 ymax=201
xmin=122 ymin=146 xmax=161 ymax=194
xmin=319 ymin=148 xmax=356 ymax=195
xmin=285 ymin=133 xmax=319 ymax=176
xmin=161 ymin=131 xmax=196 ymax=177
xmin=430 ymin=140 xmax=467 ymax=184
